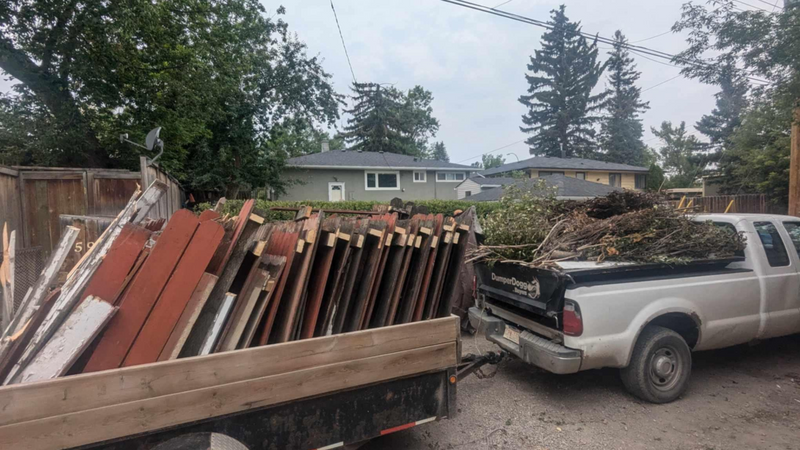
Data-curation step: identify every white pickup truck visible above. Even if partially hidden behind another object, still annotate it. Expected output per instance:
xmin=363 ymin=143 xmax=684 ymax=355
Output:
xmin=469 ymin=213 xmax=800 ymax=403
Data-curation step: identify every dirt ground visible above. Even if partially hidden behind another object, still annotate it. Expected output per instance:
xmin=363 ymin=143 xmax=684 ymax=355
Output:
xmin=364 ymin=332 xmax=800 ymax=450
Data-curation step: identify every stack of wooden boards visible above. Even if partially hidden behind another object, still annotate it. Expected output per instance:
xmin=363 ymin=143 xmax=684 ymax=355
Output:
xmin=0 ymin=188 xmax=473 ymax=386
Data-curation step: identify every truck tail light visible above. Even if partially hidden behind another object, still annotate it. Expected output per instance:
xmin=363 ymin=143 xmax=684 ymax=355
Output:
xmin=562 ymin=300 xmax=583 ymax=336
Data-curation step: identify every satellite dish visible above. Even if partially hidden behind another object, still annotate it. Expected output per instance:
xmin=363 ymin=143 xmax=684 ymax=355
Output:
xmin=145 ymin=127 xmax=162 ymax=151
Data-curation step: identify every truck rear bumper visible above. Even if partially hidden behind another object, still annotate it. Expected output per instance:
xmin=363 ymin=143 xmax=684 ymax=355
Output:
xmin=469 ymin=307 xmax=582 ymax=374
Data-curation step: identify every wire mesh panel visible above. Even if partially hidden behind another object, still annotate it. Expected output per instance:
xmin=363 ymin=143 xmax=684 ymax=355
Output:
xmin=12 ymin=246 xmax=43 ymax=312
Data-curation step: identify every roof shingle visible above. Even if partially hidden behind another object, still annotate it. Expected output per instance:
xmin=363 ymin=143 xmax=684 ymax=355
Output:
xmin=480 ymin=156 xmax=649 ymax=176
xmin=286 ymin=150 xmax=474 ymax=170
xmin=465 ymin=174 xmax=622 ymax=201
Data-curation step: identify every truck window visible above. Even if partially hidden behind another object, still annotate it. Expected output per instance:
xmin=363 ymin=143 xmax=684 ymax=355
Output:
xmin=782 ymin=222 xmax=800 ymax=258
xmin=754 ymin=222 xmax=790 ymax=267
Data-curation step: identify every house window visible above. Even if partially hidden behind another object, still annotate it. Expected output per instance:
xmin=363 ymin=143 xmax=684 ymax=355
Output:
xmin=539 ymin=171 xmax=564 ymax=177
xmin=436 ymin=172 xmax=466 ymax=182
xmin=365 ymin=171 xmax=400 ymax=190
xmin=635 ymin=174 xmax=647 ymax=189
xmin=413 ymin=171 xmax=426 ymax=182
xmin=575 ymin=172 xmax=586 ymax=180
xmin=465 ymin=191 xmax=472 ymax=197
xmin=609 ymin=173 xmax=622 ymax=187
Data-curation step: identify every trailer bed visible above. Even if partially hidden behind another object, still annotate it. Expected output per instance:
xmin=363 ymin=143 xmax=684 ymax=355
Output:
xmin=0 ymin=316 xmax=460 ymax=450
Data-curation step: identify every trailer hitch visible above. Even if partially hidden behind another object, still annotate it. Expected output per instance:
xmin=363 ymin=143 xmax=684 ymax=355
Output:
xmin=456 ymin=350 xmax=506 ymax=381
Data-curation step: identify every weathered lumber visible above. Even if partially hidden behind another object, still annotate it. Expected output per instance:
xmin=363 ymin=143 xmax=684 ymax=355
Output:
xmin=198 ymin=293 xmax=236 ymax=355
xmin=158 ymin=273 xmax=218 ymax=361
xmin=361 ymin=214 xmax=398 ymax=330
xmin=414 ymin=214 xmax=444 ymax=321
xmin=239 ymin=255 xmax=285 ymax=348
xmin=369 ymin=220 xmax=410 ymax=328
xmin=0 ymin=289 xmax=59 ymax=382
xmin=331 ymin=219 xmax=369 ymax=335
xmin=425 ymin=218 xmax=456 ymax=321
xmin=3 ymin=226 xmax=79 ymax=339
xmin=82 ymin=210 xmax=199 ymax=373
xmin=314 ymin=220 xmax=354 ymax=337
xmin=438 ymin=214 xmax=472 ymax=318
xmin=0 ymin=315 xmax=458 ymax=428
xmin=77 ymin=224 xmax=151 ymax=306
xmin=397 ymin=216 xmax=435 ymax=324
xmin=345 ymin=220 xmax=388 ymax=332
xmin=0 ymin=341 xmax=456 ymax=450
xmin=13 ymin=297 xmax=116 ymax=384
xmin=217 ymin=268 xmax=268 ymax=352
xmin=181 ymin=215 xmax=263 ymax=356
xmin=299 ymin=218 xmax=340 ymax=339
xmin=123 ymin=220 xmax=224 ymax=367
xmin=271 ymin=214 xmax=322 ymax=343
xmin=206 ymin=199 xmax=254 ymax=276
xmin=198 ymin=209 xmax=220 ymax=222
xmin=256 ymin=222 xmax=303 ymax=345
xmin=385 ymin=219 xmax=419 ymax=326
xmin=1 ymin=226 xmax=14 ymax=331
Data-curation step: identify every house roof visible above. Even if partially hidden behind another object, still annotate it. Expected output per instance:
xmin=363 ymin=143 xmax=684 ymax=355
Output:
xmin=480 ymin=156 xmax=649 ymax=176
xmin=461 ymin=176 xmax=518 ymax=187
xmin=286 ymin=150 xmax=474 ymax=171
xmin=466 ymin=174 xmax=622 ymax=202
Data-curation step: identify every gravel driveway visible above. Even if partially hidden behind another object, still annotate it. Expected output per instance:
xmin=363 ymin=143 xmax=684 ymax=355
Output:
xmin=364 ymin=332 xmax=800 ymax=450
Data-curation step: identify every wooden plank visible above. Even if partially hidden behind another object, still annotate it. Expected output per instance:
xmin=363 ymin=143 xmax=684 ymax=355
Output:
xmin=199 ymin=209 xmax=220 ymax=222
xmin=217 ymin=269 xmax=268 ymax=352
xmin=397 ymin=216 xmax=435 ymax=324
xmin=299 ymin=219 xmax=340 ymax=339
xmin=361 ymin=214 xmax=397 ymax=330
xmin=239 ymin=256 xmax=285 ymax=348
xmin=315 ymin=220 xmax=355 ymax=337
xmin=0 ymin=341 xmax=456 ymax=450
xmin=2 ymin=227 xmax=14 ymax=329
xmin=198 ymin=293 xmax=236 ymax=355
xmin=438 ymin=215 xmax=472 ymax=319
xmin=3 ymin=226 xmax=80 ymax=339
xmin=385 ymin=219 xmax=420 ymax=326
xmin=158 ymin=273 xmax=218 ymax=361
xmin=345 ymin=220 xmax=388 ymax=332
xmin=12 ymin=297 xmax=116 ymax=384
xmin=0 ymin=289 xmax=59 ymax=382
xmin=0 ymin=316 xmax=457 ymax=427
xmin=206 ymin=199 xmax=254 ymax=276
xmin=81 ymin=210 xmax=199 ymax=373
xmin=181 ymin=218 xmax=264 ymax=356
xmin=331 ymin=219 xmax=370 ymax=335
xmin=369 ymin=220 xmax=410 ymax=329
xmin=414 ymin=214 xmax=444 ymax=322
xmin=255 ymin=222 xmax=303 ymax=345
xmin=123 ymin=220 xmax=225 ymax=367
xmin=77 ymin=224 xmax=151 ymax=305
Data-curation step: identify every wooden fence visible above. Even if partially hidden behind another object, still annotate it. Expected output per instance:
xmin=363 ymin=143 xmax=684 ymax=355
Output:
xmin=0 ymin=158 xmax=183 ymax=279
xmin=669 ymin=194 xmax=772 ymax=214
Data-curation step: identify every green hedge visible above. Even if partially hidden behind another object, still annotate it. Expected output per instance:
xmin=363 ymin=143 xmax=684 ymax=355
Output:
xmin=196 ymin=199 xmax=501 ymax=221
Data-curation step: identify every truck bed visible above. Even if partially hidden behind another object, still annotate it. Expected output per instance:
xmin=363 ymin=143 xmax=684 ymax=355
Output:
xmin=0 ymin=317 xmax=460 ymax=450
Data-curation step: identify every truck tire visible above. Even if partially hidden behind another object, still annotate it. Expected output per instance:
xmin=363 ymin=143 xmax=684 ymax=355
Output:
xmin=620 ymin=325 xmax=691 ymax=403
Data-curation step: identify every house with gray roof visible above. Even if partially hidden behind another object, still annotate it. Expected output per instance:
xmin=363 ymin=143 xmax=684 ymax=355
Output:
xmin=480 ymin=156 xmax=649 ymax=191
xmin=280 ymin=150 xmax=475 ymax=202
xmin=466 ymin=174 xmax=622 ymax=202
xmin=455 ymin=176 xmax=517 ymax=199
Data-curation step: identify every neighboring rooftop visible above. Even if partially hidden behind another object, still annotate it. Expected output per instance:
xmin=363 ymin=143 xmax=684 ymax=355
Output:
xmin=466 ymin=174 xmax=621 ymax=202
xmin=286 ymin=150 xmax=475 ymax=170
xmin=481 ymin=156 xmax=649 ymax=176
xmin=467 ymin=176 xmax=517 ymax=186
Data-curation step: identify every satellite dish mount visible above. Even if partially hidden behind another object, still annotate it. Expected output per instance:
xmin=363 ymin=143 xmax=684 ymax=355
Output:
xmin=119 ymin=127 xmax=164 ymax=166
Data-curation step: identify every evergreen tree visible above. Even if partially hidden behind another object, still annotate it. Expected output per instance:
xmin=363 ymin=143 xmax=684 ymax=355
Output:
xmin=651 ymin=121 xmax=704 ymax=188
xmin=431 ymin=142 xmax=449 ymax=162
xmin=695 ymin=66 xmax=748 ymax=157
xmin=482 ymin=154 xmax=505 ymax=169
xmin=519 ymin=5 xmax=607 ymax=159
xmin=342 ymin=82 xmax=439 ymax=156
xmin=600 ymin=31 xmax=649 ymax=166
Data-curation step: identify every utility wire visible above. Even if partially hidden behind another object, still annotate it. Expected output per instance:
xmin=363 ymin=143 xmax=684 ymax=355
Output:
xmin=491 ymin=0 xmax=514 ymax=8
xmin=330 ymin=0 xmax=357 ymax=84
xmin=630 ymin=30 xmax=673 ymax=43
xmin=440 ymin=0 xmax=772 ymax=85
xmin=456 ymin=140 xmax=525 ymax=163
xmin=757 ymin=0 xmax=782 ymax=7
xmin=730 ymin=0 xmax=773 ymax=11
xmin=642 ymin=74 xmax=684 ymax=92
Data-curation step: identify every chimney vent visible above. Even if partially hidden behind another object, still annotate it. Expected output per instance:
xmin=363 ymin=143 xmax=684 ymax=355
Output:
xmin=321 ymin=140 xmax=330 ymax=153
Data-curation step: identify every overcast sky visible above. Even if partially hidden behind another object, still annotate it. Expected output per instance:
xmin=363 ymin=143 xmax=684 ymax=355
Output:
xmin=275 ymin=0 xmax=732 ymax=166
xmin=0 ymin=0 xmax=754 ymax=166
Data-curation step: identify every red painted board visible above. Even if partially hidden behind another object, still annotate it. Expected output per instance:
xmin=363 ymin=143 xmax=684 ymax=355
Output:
xmin=206 ymin=199 xmax=254 ymax=276
xmin=199 ymin=210 xmax=221 ymax=222
xmin=122 ymin=220 xmax=225 ymax=367
xmin=78 ymin=224 xmax=151 ymax=306
xmin=82 ymin=209 xmax=200 ymax=373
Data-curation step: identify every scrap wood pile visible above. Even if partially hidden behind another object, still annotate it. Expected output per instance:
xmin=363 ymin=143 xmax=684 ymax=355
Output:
xmin=0 ymin=183 xmax=472 ymax=386
xmin=471 ymin=187 xmax=746 ymax=267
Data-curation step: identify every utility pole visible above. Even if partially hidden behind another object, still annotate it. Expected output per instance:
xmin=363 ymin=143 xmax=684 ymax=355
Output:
xmin=788 ymin=0 xmax=800 ymax=215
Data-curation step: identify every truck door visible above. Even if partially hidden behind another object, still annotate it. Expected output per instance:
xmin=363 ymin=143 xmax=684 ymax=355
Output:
xmin=751 ymin=220 xmax=800 ymax=339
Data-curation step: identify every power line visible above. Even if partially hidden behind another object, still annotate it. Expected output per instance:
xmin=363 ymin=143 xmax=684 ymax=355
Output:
xmin=330 ymin=0 xmax=357 ymax=84
xmin=456 ymin=140 xmax=525 ymax=163
xmin=730 ymin=0 xmax=772 ymax=11
xmin=630 ymin=30 xmax=673 ymax=44
xmin=757 ymin=0 xmax=782 ymax=8
xmin=642 ymin=74 xmax=684 ymax=92
xmin=491 ymin=0 xmax=514 ymax=8
xmin=439 ymin=0 xmax=772 ymax=85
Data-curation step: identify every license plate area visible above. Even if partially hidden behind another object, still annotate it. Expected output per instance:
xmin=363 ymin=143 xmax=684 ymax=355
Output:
xmin=502 ymin=325 xmax=521 ymax=345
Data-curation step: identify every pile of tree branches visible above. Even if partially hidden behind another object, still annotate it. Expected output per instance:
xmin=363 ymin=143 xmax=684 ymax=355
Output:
xmin=471 ymin=185 xmax=746 ymax=267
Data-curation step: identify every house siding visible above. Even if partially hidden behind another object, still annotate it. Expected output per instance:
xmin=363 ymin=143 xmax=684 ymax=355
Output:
xmin=456 ymin=179 xmax=482 ymax=199
xmin=280 ymin=168 xmax=468 ymax=201
xmin=527 ymin=170 xmax=641 ymax=190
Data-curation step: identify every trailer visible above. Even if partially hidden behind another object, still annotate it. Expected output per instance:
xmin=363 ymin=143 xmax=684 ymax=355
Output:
xmin=0 ymin=316 xmax=464 ymax=450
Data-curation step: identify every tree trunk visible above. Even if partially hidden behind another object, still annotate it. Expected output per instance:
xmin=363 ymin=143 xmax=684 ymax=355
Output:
xmin=0 ymin=38 xmax=110 ymax=168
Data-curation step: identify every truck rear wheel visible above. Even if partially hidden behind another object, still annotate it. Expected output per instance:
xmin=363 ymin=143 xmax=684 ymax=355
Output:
xmin=620 ymin=325 xmax=691 ymax=403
